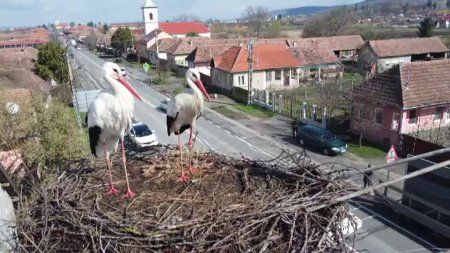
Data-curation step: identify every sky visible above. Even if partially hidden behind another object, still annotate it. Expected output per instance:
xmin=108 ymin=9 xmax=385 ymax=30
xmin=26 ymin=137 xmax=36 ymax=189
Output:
xmin=0 ymin=0 xmax=362 ymax=27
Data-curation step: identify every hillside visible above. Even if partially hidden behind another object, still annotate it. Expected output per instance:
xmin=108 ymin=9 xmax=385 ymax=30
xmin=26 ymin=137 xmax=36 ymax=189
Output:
xmin=271 ymin=6 xmax=332 ymax=17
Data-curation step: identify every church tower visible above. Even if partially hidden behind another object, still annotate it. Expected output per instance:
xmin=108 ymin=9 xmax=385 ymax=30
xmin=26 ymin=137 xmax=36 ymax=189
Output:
xmin=142 ymin=0 xmax=159 ymax=35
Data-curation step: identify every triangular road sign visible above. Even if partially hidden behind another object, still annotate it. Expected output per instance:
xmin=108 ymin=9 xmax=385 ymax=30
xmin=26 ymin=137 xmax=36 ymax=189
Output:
xmin=386 ymin=145 xmax=398 ymax=162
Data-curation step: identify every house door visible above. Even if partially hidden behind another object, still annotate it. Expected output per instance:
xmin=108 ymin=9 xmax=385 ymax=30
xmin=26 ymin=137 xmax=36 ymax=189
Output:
xmin=284 ymin=69 xmax=290 ymax=86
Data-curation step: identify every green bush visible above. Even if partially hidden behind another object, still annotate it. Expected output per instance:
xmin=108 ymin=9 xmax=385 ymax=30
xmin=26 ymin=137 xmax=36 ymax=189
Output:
xmin=232 ymin=87 xmax=249 ymax=104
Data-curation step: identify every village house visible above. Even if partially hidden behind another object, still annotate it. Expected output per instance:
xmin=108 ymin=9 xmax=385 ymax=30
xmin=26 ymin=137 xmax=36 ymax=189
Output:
xmin=0 ymin=39 xmax=48 ymax=49
xmin=211 ymin=43 xmax=302 ymax=91
xmin=357 ymin=37 xmax=450 ymax=75
xmin=351 ymin=59 xmax=450 ymax=148
xmin=137 ymin=0 xmax=211 ymax=61
xmin=147 ymin=38 xmax=179 ymax=66
xmin=165 ymin=37 xmax=210 ymax=70
xmin=291 ymin=35 xmax=364 ymax=64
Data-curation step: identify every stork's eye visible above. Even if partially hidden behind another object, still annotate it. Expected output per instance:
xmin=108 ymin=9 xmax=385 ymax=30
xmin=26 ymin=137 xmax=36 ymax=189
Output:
xmin=193 ymin=73 xmax=198 ymax=79
xmin=113 ymin=69 xmax=119 ymax=73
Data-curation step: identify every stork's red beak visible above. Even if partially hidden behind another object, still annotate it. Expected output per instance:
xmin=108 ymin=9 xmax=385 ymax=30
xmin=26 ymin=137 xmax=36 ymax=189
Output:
xmin=195 ymin=79 xmax=211 ymax=102
xmin=117 ymin=76 xmax=143 ymax=101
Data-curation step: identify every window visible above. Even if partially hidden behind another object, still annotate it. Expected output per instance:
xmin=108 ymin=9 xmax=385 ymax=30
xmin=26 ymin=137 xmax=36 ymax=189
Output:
xmin=374 ymin=108 xmax=383 ymax=125
xmin=391 ymin=113 xmax=400 ymax=130
xmin=275 ymin=70 xmax=281 ymax=80
xmin=408 ymin=109 xmax=417 ymax=124
xmin=435 ymin=106 xmax=445 ymax=120
xmin=237 ymin=75 xmax=245 ymax=86
xmin=149 ymin=13 xmax=153 ymax=20
xmin=265 ymin=71 xmax=271 ymax=81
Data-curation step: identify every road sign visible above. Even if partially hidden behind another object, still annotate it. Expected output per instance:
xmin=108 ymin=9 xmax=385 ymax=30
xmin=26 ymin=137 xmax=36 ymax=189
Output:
xmin=143 ymin=63 xmax=150 ymax=74
xmin=386 ymin=145 xmax=398 ymax=163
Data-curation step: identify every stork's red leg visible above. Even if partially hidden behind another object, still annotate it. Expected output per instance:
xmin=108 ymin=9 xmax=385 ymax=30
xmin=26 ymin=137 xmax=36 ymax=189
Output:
xmin=104 ymin=143 xmax=119 ymax=196
xmin=178 ymin=131 xmax=189 ymax=183
xmin=188 ymin=127 xmax=196 ymax=175
xmin=120 ymin=137 xmax=136 ymax=198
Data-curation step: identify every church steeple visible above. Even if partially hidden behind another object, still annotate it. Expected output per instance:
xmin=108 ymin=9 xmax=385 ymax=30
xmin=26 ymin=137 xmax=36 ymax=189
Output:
xmin=142 ymin=0 xmax=158 ymax=35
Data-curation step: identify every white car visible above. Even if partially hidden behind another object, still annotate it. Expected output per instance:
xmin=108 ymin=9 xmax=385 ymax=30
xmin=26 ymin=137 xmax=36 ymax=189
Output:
xmin=127 ymin=122 xmax=158 ymax=148
xmin=159 ymin=98 xmax=170 ymax=112
xmin=120 ymin=67 xmax=126 ymax=77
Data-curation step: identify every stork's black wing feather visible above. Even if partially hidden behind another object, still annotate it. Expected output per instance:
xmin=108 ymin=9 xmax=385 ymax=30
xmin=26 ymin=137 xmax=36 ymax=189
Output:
xmin=88 ymin=126 xmax=102 ymax=157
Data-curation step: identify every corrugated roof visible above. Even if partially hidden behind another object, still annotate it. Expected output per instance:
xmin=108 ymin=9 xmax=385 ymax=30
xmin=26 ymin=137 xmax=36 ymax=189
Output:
xmin=368 ymin=37 xmax=449 ymax=58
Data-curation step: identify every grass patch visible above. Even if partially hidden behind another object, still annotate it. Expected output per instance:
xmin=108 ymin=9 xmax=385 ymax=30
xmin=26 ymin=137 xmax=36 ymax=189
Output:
xmin=213 ymin=106 xmax=242 ymax=119
xmin=173 ymin=86 xmax=185 ymax=95
xmin=233 ymin=104 xmax=274 ymax=118
xmin=152 ymin=79 xmax=167 ymax=85
xmin=347 ymin=143 xmax=386 ymax=158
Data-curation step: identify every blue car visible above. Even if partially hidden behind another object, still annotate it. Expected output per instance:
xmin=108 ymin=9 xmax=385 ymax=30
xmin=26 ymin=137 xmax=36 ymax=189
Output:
xmin=296 ymin=125 xmax=347 ymax=155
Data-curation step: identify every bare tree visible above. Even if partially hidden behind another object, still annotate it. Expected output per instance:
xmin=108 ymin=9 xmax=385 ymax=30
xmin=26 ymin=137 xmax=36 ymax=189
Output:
xmin=242 ymin=6 xmax=270 ymax=38
xmin=173 ymin=14 xmax=202 ymax=22
xmin=302 ymin=8 xmax=354 ymax=38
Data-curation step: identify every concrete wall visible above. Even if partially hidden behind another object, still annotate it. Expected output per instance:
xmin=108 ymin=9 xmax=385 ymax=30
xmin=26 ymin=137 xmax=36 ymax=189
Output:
xmin=377 ymin=56 xmax=411 ymax=73
xmin=402 ymin=106 xmax=450 ymax=134
xmin=172 ymin=32 xmax=211 ymax=38
xmin=211 ymin=69 xmax=233 ymax=91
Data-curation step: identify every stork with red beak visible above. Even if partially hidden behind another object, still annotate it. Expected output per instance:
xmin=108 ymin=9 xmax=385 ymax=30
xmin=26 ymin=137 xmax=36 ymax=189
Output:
xmin=86 ymin=62 xmax=143 ymax=198
xmin=166 ymin=68 xmax=211 ymax=182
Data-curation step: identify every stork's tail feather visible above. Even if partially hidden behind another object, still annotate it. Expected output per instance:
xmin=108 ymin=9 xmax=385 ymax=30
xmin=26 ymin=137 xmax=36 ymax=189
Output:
xmin=88 ymin=126 xmax=102 ymax=156
xmin=166 ymin=113 xmax=179 ymax=136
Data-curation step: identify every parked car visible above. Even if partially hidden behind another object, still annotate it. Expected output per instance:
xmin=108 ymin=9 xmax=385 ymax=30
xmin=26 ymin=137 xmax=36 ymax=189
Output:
xmin=158 ymin=98 xmax=170 ymax=112
xmin=296 ymin=125 xmax=347 ymax=155
xmin=120 ymin=67 xmax=126 ymax=77
xmin=127 ymin=122 xmax=158 ymax=148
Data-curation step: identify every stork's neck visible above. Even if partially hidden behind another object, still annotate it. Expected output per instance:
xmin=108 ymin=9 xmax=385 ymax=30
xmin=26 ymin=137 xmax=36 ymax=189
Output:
xmin=106 ymin=76 xmax=132 ymax=100
xmin=187 ymin=77 xmax=202 ymax=99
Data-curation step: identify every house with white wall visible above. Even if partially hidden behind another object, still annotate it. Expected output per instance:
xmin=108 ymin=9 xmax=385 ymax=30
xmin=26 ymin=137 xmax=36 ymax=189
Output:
xmin=357 ymin=37 xmax=449 ymax=75
xmin=211 ymin=44 xmax=302 ymax=91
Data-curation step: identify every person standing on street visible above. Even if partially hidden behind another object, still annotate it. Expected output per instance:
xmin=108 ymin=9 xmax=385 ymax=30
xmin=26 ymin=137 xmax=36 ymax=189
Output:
xmin=363 ymin=164 xmax=373 ymax=188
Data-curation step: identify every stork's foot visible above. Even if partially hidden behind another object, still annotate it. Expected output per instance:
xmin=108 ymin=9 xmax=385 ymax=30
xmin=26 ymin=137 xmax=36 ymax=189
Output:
xmin=123 ymin=189 xmax=137 ymax=198
xmin=106 ymin=186 xmax=119 ymax=196
xmin=179 ymin=173 xmax=190 ymax=183
xmin=188 ymin=166 xmax=196 ymax=175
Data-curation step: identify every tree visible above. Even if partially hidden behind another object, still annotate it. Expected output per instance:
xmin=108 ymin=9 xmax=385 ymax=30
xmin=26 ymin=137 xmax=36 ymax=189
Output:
xmin=417 ymin=17 xmax=435 ymax=37
xmin=102 ymin=23 xmax=109 ymax=34
xmin=242 ymin=6 xmax=270 ymax=38
xmin=70 ymin=22 xmax=75 ymax=27
xmin=427 ymin=0 xmax=432 ymax=8
xmin=447 ymin=0 xmax=450 ymax=9
xmin=402 ymin=3 xmax=409 ymax=14
xmin=111 ymin=27 xmax=135 ymax=51
xmin=354 ymin=4 xmax=358 ymax=12
xmin=302 ymin=8 xmax=354 ymax=38
xmin=42 ymin=24 xmax=48 ymax=30
xmin=186 ymin=32 xmax=200 ymax=37
xmin=277 ymin=14 xmax=282 ymax=21
xmin=265 ymin=21 xmax=282 ymax=38
xmin=173 ymin=14 xmax=202 ymax=22
xmin=34 ymin=42 xmax=69 ymax=84
xmin=433 ymin=1 xmax=437 ymax=9
xmin=87 ymin=21 xmax=95 ymax=27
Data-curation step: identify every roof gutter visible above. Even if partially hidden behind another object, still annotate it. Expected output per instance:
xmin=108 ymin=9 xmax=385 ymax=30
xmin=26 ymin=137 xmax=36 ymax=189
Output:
xmin=403 ymin=102 xmax=450 ymax=110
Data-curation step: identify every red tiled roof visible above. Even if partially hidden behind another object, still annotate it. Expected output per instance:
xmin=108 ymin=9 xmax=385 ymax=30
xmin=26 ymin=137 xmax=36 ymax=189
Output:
xmin=148 ymin=38 xmax=179 ymax=52
xmin=290 ymin=41 xmax=339 ymax=66
xmin=400 ymin=59 xmax=450 ymax=109
xmin=353 ymin=59 xmax=450 ymax=109
xmin=368 ymin=37 xmax=449 ymax=58
xmin=217 ymin=44 xmax=301 ymax=73
xmin=159 ymin=22 xmax=210 ymax=35
xmin=292 ymin=35 xmax=364 ymax=51
xmin=0 ymin=39 xmax=48 ymax=46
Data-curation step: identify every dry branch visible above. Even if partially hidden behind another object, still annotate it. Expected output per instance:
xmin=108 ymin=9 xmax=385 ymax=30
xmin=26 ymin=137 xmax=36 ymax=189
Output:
xmin=16 ymin=146 xmax=356 ymax=252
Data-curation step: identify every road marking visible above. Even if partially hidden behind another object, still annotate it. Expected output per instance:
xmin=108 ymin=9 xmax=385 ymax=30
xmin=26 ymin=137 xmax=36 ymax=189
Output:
xmin=352 ymin=202 xmax=441 ymax=250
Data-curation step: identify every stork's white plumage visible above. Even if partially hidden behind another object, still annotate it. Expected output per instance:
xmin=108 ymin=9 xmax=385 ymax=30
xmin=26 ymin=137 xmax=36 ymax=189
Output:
xmin=166 ymin=68 xmax=211 ymax=182
xmin=86 ymin=62 xmax=143 ymax=198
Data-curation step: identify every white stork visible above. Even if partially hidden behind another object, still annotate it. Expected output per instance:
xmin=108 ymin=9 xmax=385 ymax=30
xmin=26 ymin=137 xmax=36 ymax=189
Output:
xmin=86 ymin=62 xmax=143 ymax=198
xmin=166 ymin=68 xmax=211 ymax=182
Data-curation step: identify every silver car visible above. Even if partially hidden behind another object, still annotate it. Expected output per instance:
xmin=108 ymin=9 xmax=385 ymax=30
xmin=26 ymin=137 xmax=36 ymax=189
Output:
xmin=127 ymin=122 xmax=158 ymax=148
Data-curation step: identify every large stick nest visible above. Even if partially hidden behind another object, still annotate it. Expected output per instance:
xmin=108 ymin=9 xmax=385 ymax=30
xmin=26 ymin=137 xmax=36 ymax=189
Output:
xmin=16 ymin=146 xmax=357 ymax=252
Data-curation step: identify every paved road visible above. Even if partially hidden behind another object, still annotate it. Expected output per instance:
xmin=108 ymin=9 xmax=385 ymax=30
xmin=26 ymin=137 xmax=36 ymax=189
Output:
xmin=69 ymin=46 xmax=444 ymax=253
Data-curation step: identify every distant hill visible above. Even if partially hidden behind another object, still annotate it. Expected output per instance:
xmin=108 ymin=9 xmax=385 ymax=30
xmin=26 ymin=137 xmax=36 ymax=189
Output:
xmin=271 ymin=6 xmax=333 ymax=17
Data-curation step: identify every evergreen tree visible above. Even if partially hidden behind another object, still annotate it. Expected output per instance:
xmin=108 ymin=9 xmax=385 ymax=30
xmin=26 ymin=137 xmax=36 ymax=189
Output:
xmin=447 ymin=0 xmax=450 ymax=9
xmin=427 ymin=0 xmax=432 ymax=8
xmin=433 ymin=1 xmax=437 ymax=9
xmin=417 ymin=17 xmax=435 ymax=38
xmin=111 ymin=27 xmax=135 ymax=51
xmin=35 ymin=42 xmax=69 ymax=84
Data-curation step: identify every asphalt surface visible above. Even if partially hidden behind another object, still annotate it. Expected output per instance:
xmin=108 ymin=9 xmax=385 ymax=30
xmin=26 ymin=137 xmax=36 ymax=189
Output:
xmin=69 ymin=45 xmax=446 ymax=253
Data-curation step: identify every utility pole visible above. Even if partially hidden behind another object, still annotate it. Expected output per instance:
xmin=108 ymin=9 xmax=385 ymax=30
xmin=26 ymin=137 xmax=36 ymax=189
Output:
xmin=247 ymin=39 xmax=254 ymax=105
